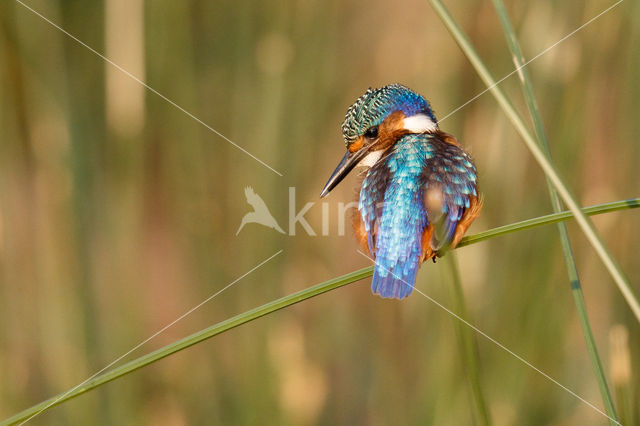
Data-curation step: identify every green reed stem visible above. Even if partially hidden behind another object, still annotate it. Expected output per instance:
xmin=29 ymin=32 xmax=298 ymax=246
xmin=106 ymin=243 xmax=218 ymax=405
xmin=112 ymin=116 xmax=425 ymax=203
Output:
xmin=490 ymin=0 xmax=618 ymax=421
xmin=458 ymin=198 xmax=638 ymax=247
xmin=427 ymin=0 xmax=640 ymax=325
xmin=3 ymin=198 xmax=638 ymax=425
xmin=444 ymin=254 xmax=492 ymax=426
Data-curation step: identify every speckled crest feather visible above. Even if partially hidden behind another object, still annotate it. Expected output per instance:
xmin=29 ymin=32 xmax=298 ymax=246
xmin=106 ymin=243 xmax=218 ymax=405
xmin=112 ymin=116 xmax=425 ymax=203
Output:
xmin=341 ymin=84 xmax=437 ymax=148
xmin=358 ymin=132 xmax=478 ymax=299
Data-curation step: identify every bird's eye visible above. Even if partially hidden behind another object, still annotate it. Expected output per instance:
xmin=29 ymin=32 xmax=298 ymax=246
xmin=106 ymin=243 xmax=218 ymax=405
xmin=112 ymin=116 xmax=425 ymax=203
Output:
xmin=364 ymin=126 xmax=379 ymax=139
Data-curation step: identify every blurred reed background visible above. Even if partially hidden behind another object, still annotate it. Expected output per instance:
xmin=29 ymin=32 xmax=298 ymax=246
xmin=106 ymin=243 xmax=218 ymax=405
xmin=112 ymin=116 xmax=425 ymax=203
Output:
xmin=1 ymin=0 xmax=639 ymax=424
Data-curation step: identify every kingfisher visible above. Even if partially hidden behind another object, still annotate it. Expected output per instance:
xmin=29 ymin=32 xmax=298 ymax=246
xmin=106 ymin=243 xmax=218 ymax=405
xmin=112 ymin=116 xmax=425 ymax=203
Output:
xmin=320 ymin=84 xmax=482 ymax=299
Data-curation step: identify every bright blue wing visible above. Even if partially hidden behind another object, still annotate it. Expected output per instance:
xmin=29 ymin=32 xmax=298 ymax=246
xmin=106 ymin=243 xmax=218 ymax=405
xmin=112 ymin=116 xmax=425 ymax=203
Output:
xmin=360 ymin=135 xmax=430 ymax=299
xmin=359 ymin=133 xmax=478 ymax=299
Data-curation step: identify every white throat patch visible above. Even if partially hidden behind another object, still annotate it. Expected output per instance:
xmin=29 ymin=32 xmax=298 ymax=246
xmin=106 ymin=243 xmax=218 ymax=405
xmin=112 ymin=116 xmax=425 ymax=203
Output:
xmin=403 ymin=114 xmax=437 ymax=133
xmin=357 ymin=150 xmax=383 ymax=168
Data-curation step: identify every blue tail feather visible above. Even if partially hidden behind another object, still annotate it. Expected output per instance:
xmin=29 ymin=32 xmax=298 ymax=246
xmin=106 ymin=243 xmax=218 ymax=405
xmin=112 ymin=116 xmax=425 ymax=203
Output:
xmin=371 ymin=259 xmax=419 ymax=299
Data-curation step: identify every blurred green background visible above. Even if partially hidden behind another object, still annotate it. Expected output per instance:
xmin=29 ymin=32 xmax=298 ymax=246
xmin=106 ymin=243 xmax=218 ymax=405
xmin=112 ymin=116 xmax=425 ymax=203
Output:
xmin=1 ymin=0 xmax=639 ymax=424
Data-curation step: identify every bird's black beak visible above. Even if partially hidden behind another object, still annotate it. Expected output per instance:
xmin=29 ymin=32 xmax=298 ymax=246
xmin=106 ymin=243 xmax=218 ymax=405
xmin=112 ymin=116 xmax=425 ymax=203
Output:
xmin=320 ymin=141 xmax=372 ymax=198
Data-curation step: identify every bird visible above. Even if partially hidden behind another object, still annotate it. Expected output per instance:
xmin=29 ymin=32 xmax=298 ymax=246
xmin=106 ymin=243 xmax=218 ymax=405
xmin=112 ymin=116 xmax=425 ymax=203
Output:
xmin=320 ymin=84 xmax=482 ymax=299
xmin=236 ymin=186 xmax=285 ymax=235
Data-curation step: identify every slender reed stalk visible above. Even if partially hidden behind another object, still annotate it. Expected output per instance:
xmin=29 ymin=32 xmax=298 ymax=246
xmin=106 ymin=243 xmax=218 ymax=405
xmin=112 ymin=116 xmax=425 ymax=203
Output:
xmin=457 ymin=198 xmax=638 ymax=247
xmin=427 ymin=0 xmax=640 ymax=324
xmin=490 ymin=0 xmax=618 ymax=421
xmin=2 ymin=198 xmax=638 ymax=425
xmin=444 ymin=254 xmax=492 ymax=425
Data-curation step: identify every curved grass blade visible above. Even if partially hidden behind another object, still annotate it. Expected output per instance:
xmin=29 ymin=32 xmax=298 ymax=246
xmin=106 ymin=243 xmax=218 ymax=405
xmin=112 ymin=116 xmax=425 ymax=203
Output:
xmin=458 ymin=198 xmax=639 ymax=247
xmin=2 ymin=198 xmax=638 ymax=425
xmin=490 ymin=0 xmax=617 ymax=421
xmin=427 ymin=0 xmax=640 ymax=324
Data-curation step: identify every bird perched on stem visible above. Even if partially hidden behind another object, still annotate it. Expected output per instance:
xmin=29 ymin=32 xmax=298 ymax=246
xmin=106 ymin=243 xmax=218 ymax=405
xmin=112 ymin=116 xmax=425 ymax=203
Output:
xmin=321 ymin=84 xmax=482 ymax=299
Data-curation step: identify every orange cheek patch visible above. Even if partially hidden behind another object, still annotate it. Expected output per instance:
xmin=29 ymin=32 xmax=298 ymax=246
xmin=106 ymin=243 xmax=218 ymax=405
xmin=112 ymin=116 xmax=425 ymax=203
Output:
xmin=348 ymin=136 xmax=365 ymax=153
xmin=377 ymin=111 xmax=409 ymax=149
